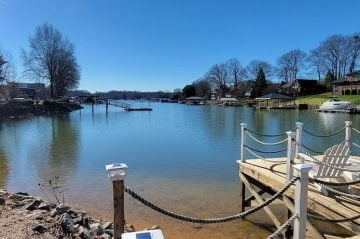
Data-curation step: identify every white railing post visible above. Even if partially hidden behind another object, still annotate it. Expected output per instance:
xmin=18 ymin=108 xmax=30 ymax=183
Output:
xmin=345 ymin=121 xmax=352 ymax=150
xmin=240 ymin=123 xmax=248 ymax=162
xmin=106 ymin=163 xmax=128 ymax=239
xmin=286 ymin=131 xmax=296 ymax=183
xmin=295 ymin=122 xmax=303 ymax=161
xmin=293 ymin=164 xmax=312 ymax=239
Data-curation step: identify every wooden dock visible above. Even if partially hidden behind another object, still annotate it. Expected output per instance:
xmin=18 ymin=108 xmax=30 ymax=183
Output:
xmin=237 ymin=156 xmax=360 ymax=238
xmin=107 ymin=101 xmax=152 ymax=111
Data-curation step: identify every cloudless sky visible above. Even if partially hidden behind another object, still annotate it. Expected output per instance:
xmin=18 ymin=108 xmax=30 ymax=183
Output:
xmin=0 ymin=0 xmax=359 ymax=92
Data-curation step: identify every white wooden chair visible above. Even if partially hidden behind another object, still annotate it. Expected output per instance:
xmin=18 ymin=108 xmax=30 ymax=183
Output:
xmin=298 ymin=142 xmax=352 ymax=195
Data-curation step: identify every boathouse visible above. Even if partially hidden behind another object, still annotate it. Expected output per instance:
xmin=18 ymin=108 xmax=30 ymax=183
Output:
xmin=185 ymin=96 xmax=205 ymax=105
xmin=332 ymin=70 xmax=360 ymax=95
xmin=255 ymin=93 xmax=295 ymax=109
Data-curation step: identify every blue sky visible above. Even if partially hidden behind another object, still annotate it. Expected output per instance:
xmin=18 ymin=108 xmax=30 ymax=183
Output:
xmin=0 ymin=0 xmax=359 ymax=92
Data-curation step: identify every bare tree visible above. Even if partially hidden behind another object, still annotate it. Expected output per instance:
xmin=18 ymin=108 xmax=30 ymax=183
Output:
xmin=277 ymin=49 xmax=307 ymax=82
xmin=246 ymin=60 xmax=273 ymax=80
xmin=226 ymin=58 xmax=247 ymax=88
xmin=192 ymin=78 xmax=211 ymax=98
xmin=306 ymin=48 xmax=326 ymax=81
xmin=22 ymin=23 xmax=80 ymax=98
xmin=349 ymin=33 xmax=360 ymax=73
xmin=206 ymin=63 xmax=229 ymax=97
xmin=0 ymin=48 xmax=16 ymax=83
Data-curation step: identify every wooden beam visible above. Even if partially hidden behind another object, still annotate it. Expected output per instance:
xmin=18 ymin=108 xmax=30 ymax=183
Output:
xmin=239 ymin=173 xmax=282 ymax=229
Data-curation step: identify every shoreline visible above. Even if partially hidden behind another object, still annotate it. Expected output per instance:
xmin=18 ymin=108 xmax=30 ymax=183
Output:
xmin=0 ymin=189 xmax=142 ymax=239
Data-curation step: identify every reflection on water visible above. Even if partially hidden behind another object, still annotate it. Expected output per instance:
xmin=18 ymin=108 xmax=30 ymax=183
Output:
xmin=0 ymin=103 xmax=359 ymax=238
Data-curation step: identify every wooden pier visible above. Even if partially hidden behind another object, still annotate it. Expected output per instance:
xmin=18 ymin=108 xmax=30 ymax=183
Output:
xmin=107 ymin=100 xmax=152 ymax=111
xmin=238 ymin=156 xmax=360 ymax=238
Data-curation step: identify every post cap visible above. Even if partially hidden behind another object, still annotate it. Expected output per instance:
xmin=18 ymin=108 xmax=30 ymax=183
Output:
xmin=240 ymin=123 xmax=248 ymax=127
xmin=105 ymin=163 xmax=128 ymax=181
xmin=345 ymin=121 xmax=352 ymax=126
xmin=296 ymin=122 xmax=303 ymax=126
xmin=293 ymin=163 xmax=313 ymax=172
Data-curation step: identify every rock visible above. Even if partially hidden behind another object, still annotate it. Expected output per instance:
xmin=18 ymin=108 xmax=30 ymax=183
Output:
xmin=38 ymin=202 xmax=52 ymax=211
xmin=33 ymin=224 xmax=48 ymax=233
xmin=100 ymin=233 xmax=111 ymax=239
xmin=151 ymin=225 xmax=160 ymax=230
xmin=67 ymin=210 xmax=78 ymax=219
xmin=59 ymin=213 xmax=74 ymax=234
xmin=16 ymin=192 xmax=29 ymax=196
xmin=26 ymin=211 xmax=45 ymax=220
xmin=104 ymin=229 xmax=114 ymax=236
xmin=102 ymin=222 xmax=113 ymax=230
xmin=0 ymin=189 xmax=7 ymax=196
xmin=0 ymin=197 xmax=5 ymax=205
xmin=51 ymin=204 xmax=70 ymax=217
xmin=125 ymin=224 xmax=135 ymax=232
xmin=24 ymin=199 xmax=42 ymax=210
xmin=90 ymin=222 xmax=104 ymax=235
xmin=82 ymin=217 xmax=90 ymax=228
xmin=73 ymin=217 xmax=83 ymax=225
xmin=78 ymin=226 xmax=91 ymax=239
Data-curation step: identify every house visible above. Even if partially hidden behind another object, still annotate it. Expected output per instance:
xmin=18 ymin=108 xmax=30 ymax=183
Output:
xmin=278 ymin=79 xmax=319 ymax=96
xmin=7 ymin=82 xmax=46 ymax=99
xmin=332 ymin=71 xmax=360 ymax=95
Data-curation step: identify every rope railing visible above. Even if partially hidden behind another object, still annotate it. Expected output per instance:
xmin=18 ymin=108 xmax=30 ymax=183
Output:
xmin=353 ymin=142 xmax=360 ymax=149
xmin=124 ymin=177 xmax=299 ymax=224
xmin=309 ymin=177 xmax=360 ymax=186
xmin=352 ymin=127 xmax=360 ymax=134
xmin=245 ymin=147 xmax=265 ymax=160
xmin=245 ymin=145 xmax=288 ymax=154
xmin=302 ymin=126 xmax=345 ymax=138
xmin=319 ymin=184 xmax=360 ymax=199
xmin=299 ymin=143 xmax=324 ymax=155
xmin=246 ymin=131 xmax=288 ymax=146
xmin=245 ymin=128 xmax=293 ymax=137
xmin=266 ymin=214 xmax=297 ymax=239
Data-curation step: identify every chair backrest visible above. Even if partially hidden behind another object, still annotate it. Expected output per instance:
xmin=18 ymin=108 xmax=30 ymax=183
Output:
xmin=316 ymin=142 xmax=350 ymax=178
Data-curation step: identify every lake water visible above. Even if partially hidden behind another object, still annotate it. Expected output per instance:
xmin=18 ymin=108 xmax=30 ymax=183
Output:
xmin=0 ymin=102 xmax=359 ymax=238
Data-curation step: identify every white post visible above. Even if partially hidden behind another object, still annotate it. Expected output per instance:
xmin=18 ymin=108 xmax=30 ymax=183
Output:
xmin=295 ymin=122 xmax=303 ymax=161
xmin=293 ymin=164 xmax=312 ymax=239
xmin=240 ymin=123 xmax=248 ymax=162
xmin=345 ymin=121 xmax=352 ymax=150
xmin=286 ymin=131 xmax=296 ymax=183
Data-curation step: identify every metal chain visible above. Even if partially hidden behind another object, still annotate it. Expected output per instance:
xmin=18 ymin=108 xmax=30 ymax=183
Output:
xmin=308 ymin=212 xmax=360 ymax=223
xmin=246 ymin=131 xmax=288 ymax=146
xmin=245 ymin=128 xmax=291 ymax=137
xmin=245 ymin=145 xmax=287 ymax=154
xmin=124 ymin=177 xmax=299 ymax=224
xmin=266 ymin=214 xmax=297 ymax=239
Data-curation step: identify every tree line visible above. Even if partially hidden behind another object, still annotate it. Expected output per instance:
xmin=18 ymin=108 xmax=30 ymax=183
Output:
xmin=0 ymin=23 xmax=80 ymax=99
xmin=179 ymin=32 xmax=360 ymax=99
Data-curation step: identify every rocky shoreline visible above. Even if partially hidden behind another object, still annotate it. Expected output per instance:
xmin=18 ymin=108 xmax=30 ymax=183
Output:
xmin=0 ymin=101 xmax=83 ymax=120
xmin=0 ymin=189 xmax=152 ymax=239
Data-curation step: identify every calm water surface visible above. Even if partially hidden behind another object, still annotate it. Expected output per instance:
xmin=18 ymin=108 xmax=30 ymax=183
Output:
xmin=0 ymin=102 xmax=359 ymax=238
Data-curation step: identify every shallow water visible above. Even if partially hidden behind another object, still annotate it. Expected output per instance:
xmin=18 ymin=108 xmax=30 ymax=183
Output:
xmin=0 ymin=102 xmax=359 ymax=238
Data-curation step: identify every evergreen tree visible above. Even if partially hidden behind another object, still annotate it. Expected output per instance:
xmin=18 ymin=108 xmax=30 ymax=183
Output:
xmin=323 ymin=70 xmax=335 ymax=90
xmin=253 ymin=68 xmax=267 ymax=97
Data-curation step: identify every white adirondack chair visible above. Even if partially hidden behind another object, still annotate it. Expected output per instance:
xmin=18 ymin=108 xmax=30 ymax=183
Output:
xmin=298 ymin=142 xmax=352 ymax=195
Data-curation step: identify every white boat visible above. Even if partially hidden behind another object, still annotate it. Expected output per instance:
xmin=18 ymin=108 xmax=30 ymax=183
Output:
xmin=319 ymin=98 xmax=351 ymax=110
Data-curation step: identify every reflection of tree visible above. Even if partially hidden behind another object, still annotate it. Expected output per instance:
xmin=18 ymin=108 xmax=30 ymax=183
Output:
xmin=36 ymin=115 xmax=80 ymax=185
xmin=0 ymin=142 xmax=8 ymax=188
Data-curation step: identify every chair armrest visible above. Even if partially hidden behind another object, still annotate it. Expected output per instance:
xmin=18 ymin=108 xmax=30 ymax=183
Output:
xmin=297 ymin=153 xmax=316 ymax=163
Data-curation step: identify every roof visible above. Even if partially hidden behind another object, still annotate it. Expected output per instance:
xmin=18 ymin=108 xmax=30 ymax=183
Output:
xmin=220 ymin=97 xmax=238 ymax=102
xmin=185 ymin=96 xmax=205 ymax=100
xmin=333 ymin=71 xmax=360 ymax=84
xmin=295 ymin=79 xmax=318 ymax=86
xmin=256 ymin=93 xmax=293 ymax=100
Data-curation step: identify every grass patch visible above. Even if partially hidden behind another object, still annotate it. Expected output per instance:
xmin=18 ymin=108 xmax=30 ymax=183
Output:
xmin=296 ymin=92 xmax=360 ymax=106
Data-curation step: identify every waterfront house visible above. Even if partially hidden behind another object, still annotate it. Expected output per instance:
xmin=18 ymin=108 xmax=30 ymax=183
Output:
xmin=255 ymin=93 xmax=295 ymax=109
xmin=278 ymin=79 xmax=320 ymax=97
xmin=332 ymin=70 xmax=360 ymax=95
xmin=185 ymin=96 xmax=205 ymax=105
xmin=7 ymin=82 xmax=46 ymax=99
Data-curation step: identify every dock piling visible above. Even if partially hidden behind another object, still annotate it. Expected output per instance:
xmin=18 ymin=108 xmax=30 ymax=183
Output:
xmin=345 ymin=121 xmax=352 ymax=150
xmin=293 ymin=164 xmax=312 ymax=239
xmin=239 ymin=123 xmax=247 ymax=212
xmin=295 ymin=122 xmax=303 ymax=161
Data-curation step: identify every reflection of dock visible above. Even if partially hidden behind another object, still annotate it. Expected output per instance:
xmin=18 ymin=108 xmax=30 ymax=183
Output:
xmin=107 ymin=100 xmax=152 ymax=111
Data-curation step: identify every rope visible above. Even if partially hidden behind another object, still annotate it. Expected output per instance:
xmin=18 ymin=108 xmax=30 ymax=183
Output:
xmin=266 ymin=214 xmax=297 ymax=239
xmin=309 ymin=177 xmax=360 ymax=186
xmin=308 ymin=212 xmax=360 ymax=223
xmin=246 ymin=131 xmax=288 ymax=146
xmin=245 ymin=147 xmax=287 ymax=162
xmin=245 ymin=145 xmax=287 ymax=154
xmin=352 ymin=127 xmax=360 ymax=134
xmin=245 ymin=128 xmax=292 ymax=137
xmin=320 ymin=185 xmax=360 ymax=199
xmin=302 ymin=127 xmax=345 ymax=138
xmin=124 ymin=177 xmax=299 ymax=224
xmin=299 ymin=144 xmax=324 ymax=155
xmin=353 ymin=142 xmax=360 ymax=149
